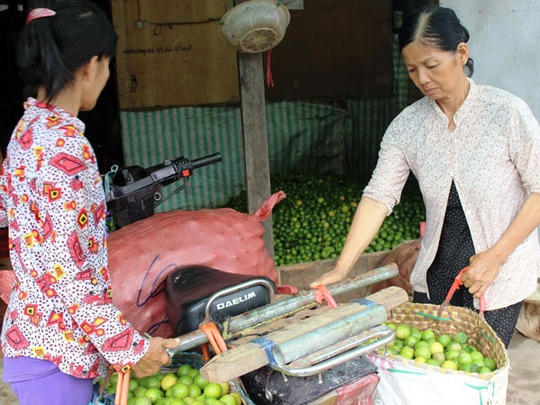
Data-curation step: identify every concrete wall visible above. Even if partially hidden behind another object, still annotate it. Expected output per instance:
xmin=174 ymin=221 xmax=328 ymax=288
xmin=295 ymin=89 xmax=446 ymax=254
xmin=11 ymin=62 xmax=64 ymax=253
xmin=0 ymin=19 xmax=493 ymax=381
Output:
xmin=441 ymin=0 xmax=540 ymax=121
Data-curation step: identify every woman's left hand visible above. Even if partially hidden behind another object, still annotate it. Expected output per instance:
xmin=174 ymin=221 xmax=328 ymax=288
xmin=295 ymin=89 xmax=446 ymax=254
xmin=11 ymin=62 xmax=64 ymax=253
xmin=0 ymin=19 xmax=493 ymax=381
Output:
xmin=461 ymin=250 xmax=502 ymax=298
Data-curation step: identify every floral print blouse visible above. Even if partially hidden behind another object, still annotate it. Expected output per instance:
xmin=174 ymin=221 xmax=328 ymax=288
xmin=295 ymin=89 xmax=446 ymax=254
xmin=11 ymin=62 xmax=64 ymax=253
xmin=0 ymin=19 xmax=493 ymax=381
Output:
xmin=0 ymin=98 xmax=149 ymax=379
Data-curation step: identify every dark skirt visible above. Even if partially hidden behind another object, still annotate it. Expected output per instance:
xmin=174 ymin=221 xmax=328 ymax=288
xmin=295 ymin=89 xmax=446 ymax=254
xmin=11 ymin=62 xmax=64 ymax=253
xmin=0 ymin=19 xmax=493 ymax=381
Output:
xmin=413 ymin=181 xmax=522 ymax=347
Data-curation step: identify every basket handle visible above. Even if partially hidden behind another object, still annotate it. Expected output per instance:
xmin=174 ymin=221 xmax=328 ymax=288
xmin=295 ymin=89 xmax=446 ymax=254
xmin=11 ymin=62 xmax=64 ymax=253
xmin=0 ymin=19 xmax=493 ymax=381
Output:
xmin=442 ymin=267 xmax=486 ymax=315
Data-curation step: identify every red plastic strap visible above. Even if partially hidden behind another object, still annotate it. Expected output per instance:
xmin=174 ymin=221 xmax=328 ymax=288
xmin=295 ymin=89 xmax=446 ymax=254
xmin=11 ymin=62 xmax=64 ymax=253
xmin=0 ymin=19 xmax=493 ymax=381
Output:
xmin=201 ymin=343 xmax=211 ymax=362
xmin=114 ymin=369 xmax=130 ymax=405
xmin=443 ymin=267 xmax=468 ymax=304
xmin=444 ymin=267 xmax=486 ymax=315
xmin=313 ymin=284 xmax=338 ymax=308
xmin=199 ymin=322 xmax=228 ymax=355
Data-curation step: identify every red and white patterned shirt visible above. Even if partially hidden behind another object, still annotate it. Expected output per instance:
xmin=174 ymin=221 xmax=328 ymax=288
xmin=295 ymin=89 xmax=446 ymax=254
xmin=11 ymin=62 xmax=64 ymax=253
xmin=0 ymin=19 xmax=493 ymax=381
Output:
xmin=0 ymin=98 xmax=149 ymax=379
xmin=364 ymin=79 xmax=540 ymax=310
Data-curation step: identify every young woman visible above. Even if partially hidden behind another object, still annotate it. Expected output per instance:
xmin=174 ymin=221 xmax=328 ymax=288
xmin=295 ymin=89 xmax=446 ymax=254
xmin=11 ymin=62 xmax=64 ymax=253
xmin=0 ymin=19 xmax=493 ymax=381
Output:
xmin=311 ymin=5 xmax=540 ymax=348
xmin=0 ymin=1 xmax=179 ymax=404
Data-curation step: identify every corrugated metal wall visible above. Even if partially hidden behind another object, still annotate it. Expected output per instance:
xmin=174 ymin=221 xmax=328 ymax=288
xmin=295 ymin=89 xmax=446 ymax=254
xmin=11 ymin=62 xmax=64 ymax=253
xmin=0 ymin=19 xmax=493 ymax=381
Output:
xmin=118 ymin=37 xmax=410 ymax=211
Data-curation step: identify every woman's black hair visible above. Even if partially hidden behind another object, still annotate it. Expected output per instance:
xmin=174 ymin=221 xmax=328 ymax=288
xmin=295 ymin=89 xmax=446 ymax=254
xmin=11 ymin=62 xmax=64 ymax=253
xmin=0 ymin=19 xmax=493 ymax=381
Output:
xmin=398 ymin=5 xmax=474 ymax=77
xmin=18 ymin=0 xmax=118 ymax=102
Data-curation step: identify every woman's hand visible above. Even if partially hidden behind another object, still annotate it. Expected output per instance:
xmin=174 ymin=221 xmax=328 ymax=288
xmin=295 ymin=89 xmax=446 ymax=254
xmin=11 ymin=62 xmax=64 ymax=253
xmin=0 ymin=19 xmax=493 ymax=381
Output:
xmin=461 ymin=249 xmax=503 ymax=298
xmin=131 ymin=337 xmax=180 ymax=378
xmin=309 ymin=267 xmax=348 ymax=288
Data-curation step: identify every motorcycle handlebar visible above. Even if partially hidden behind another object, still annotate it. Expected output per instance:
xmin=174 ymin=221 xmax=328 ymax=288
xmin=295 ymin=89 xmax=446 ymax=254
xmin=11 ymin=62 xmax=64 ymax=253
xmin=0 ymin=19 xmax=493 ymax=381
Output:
xmin=191 ymin=152 xmax=223 ymax=170
xmin=106 ymin=152 xmax=223 ymax=203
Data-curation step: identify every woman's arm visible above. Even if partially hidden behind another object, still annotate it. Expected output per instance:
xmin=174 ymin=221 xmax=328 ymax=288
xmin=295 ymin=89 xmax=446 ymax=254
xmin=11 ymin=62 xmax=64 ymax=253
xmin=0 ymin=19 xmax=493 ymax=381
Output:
xmin=309 ymin=196 xmax=388 ymax=287
xmin=463 ymin=192 xmax=540 ymax=297
xmin=0 ymin=150 xmax=7 ymax=228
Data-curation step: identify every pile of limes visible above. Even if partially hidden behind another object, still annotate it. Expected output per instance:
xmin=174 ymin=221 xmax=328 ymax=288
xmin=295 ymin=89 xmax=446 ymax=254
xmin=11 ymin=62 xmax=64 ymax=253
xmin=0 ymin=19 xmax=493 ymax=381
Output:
xmin=100 ymin=363 xmax=242 ymax=405
xmin=223 ymin=172 xmax=425 ymax=266
xmin=383 ymin=322 xmax=498 ymax=374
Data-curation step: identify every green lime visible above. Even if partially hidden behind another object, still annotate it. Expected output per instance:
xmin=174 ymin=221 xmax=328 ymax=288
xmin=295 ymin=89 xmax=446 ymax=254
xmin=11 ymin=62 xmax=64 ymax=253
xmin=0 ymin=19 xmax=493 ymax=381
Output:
xmin=144 ymin=387 xmax=165 ymax=402
xmin=395 ymin=324 xmax=412 ymax=340
xmin=445 ymin=350 xmax=460 ymax=362
xmin=429 ymin=342 xmax=444 ymax=355
xmin=399 ymin=346 xmax=415 ymax=360
xmin=458 ymin=351 xmax=473 ymax=366
xmin=421 ymin=329 xmax=436 ymax=342
xmin=203 ymin=383 xmax=223 ymax=399
xmin=437 ymin=333 xmax=452 ymax=348
xmin=484 ymin=357 xmax=497 ymax=371
xmin=470 ymin=351 xmax=485 ymax=362
xmin=177 ymin=364 xmax=193 ymax=377
xmin=414 ymin=345 xmax=432 ymax=360
xmin=425 ymin=358 xmax=442 ymax=367
xmin=168 ymin=383 xmax=189 ymax=399
xmin=453 ymin=332 xmax=468 ymax=344
xmin=446 ymin=341 xmax=462 ymax=352
xmin=441 ymin=360 xmax=458 ymax=370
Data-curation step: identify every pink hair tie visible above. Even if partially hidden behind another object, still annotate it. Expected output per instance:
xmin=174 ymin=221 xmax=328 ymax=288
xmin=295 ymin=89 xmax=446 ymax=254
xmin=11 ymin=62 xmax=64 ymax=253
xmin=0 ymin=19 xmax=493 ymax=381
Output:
xmin=26 ymin=8 xmax=57 ymax=24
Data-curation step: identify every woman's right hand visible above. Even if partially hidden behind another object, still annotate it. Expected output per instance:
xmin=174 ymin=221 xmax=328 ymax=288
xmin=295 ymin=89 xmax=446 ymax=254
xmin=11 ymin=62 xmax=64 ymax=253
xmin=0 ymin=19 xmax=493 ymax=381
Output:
xmin=309 ymin=268 xmax=348 ymax=288
xmin=131 ymin=337 xmax=180 ymax=378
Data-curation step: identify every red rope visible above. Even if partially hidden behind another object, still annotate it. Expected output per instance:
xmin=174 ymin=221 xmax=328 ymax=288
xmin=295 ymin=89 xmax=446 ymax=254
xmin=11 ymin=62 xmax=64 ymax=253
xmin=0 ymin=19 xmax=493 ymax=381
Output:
xmin=266 ymin=49 xmax=274 ymax=88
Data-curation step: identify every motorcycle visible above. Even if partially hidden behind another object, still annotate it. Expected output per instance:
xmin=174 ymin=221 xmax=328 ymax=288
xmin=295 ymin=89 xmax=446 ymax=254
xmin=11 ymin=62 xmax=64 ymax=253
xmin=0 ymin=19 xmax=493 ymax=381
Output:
xmin=103 ymin=153 xmax=403 ymax=404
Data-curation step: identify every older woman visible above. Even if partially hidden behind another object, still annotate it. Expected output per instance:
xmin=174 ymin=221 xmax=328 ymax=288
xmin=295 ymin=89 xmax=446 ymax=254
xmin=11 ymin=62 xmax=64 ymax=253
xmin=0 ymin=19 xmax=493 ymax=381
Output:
xmin=311 ymin=5 xmax=540 ymax=348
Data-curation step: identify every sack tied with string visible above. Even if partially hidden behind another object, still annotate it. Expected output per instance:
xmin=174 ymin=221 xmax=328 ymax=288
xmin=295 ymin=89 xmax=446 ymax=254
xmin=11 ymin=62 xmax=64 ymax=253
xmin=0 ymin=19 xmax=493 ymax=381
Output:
xmin=107 ymin=191 xmax=284 ymax=338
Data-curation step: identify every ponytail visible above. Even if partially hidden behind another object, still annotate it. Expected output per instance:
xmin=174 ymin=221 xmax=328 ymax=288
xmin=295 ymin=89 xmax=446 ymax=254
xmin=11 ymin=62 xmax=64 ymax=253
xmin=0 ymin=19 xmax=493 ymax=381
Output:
xmin=18 ymin=0 xmax=117 ymax=102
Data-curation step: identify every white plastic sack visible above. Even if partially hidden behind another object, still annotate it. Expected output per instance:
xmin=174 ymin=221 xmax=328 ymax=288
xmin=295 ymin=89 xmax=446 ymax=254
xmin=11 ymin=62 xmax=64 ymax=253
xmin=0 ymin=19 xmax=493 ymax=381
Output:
xmin=368 ymin=352 xmax=509 ymax=405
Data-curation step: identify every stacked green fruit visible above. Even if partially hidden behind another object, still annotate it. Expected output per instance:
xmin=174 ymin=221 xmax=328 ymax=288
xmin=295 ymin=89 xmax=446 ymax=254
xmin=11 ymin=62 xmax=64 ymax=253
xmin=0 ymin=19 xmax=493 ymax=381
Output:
xmin=99 ymin=363 xmax=243 ymax=405
xmin=383 ymin=322 xmax=498 ymax=374
xmin=223 ymin=172 xmax=425 ymax=266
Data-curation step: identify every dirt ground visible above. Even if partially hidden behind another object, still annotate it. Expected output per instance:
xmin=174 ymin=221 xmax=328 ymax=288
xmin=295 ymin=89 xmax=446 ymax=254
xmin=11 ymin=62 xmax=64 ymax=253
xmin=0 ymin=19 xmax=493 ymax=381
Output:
xmin=506 ymin=331 xmax=540 ymax=405
xmin=0 ymin=330 xmax=537 ymax=405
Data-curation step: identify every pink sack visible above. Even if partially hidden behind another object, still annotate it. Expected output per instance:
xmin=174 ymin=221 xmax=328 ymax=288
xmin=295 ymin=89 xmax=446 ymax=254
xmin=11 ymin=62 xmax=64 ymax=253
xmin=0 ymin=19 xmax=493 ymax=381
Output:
xmin=108 ymin=191 xmax=285 ymax=338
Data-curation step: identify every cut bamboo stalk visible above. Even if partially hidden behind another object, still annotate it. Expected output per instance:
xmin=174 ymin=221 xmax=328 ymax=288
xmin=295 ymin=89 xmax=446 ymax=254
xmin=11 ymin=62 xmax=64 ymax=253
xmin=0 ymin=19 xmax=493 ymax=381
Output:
xmin=200 ymin=286 xmax=408 ymax=382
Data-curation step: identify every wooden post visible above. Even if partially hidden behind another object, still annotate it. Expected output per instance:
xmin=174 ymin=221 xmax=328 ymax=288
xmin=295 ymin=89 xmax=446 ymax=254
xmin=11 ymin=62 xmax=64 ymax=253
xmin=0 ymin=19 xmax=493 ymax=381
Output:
xmin=236 ymin=1 xmax=275 ymax=260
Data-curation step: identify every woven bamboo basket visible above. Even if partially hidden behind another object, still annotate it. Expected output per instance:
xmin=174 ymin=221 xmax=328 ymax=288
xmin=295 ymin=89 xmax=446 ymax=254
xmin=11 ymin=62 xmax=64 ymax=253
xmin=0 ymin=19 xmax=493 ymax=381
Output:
xmin=379 ymin=301 xmax=509 ymax=380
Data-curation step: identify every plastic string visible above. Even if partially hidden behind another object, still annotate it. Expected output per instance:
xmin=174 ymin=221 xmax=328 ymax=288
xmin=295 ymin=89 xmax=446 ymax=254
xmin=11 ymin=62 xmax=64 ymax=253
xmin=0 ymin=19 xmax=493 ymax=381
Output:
xmin=252 ymin=336 xmax=278 ymax=367
xmin=414 ymin=311 xmax=451 ymax=322
xmin=352 ymin=298 xmax=376 ymax=308
xmin=266 ymin=49 xmax=274 ymax=87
